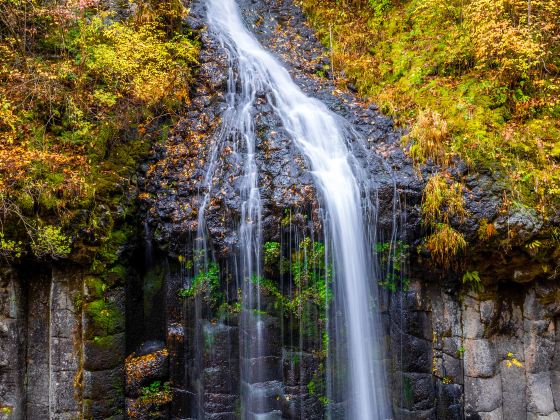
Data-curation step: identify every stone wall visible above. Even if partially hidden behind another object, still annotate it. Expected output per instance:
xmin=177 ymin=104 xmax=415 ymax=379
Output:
xmin=392 ymin=275 xmax=560 ymax=420
xmin=0 ymin=268 xmax=25 ymax=419
xmin=0 ymin=265 xmax=126 ymax=420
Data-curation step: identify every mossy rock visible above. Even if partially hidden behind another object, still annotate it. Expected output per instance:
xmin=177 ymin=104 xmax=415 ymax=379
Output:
xmin=84 ymin=277 xmax=107 ymax=300
xmin=84 ymin=299 xmax=125 ymax=339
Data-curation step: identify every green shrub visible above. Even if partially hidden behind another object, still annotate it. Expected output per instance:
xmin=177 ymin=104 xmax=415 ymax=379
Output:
xmin=31 ymin=225 xmax=71 ymax=259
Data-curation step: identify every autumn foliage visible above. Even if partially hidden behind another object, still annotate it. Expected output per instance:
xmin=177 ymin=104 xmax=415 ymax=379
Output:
xmin=0 ymin=0 xmax=197 ymax=260
xmin=300 ymin=0 xmax=560 ymax=216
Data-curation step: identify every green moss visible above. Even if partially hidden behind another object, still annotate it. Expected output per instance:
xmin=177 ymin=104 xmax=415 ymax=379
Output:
xmin=90 ymin=334 xmax=121 ymax=349
xmin=107 ymin=264 xmax=127 ymax=283
xmin=85 ymin=299 xmax=124 ymax=338
xmin=92 ymin=226 xmax=135 ymax=276
xmin=84 ymin=277 xmax=108 ymax=299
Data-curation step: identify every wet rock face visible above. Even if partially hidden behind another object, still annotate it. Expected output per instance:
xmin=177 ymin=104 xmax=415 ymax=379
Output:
xmin=142 ymin=0 xmax=421 ymax=257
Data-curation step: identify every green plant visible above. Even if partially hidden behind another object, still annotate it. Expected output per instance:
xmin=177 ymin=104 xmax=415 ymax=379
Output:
xmin=31 ymin=225 xmax=72 ymax=259
xmin=425 ymin=223 xmax=467 ymax=267
xmin=307 ymin=380 xmax=316 ymax=395
xmin=369 ymin=0 xmax=393 ymax=17
xmin=477 ymin=219 xmax=497 ymax=241
xmin=422 ymin=174 xmax=466 ymax=225
xmin=139 ymin=380 xmax=172 ymax=405
xmin=0 ymin=231 xmax=23 ymax=259
xmin=286 ymin=238 xmax=333 ymax=317
xmin=178 ymin=262 xmax=222 ymax=306
xmin=462 ymin=270 xmax=483 ymax=292
xmin=525 ymin=240 xmax=542 ymax=256
xmin=142 ymin=381 xmax=165 ymax=396
xmin=376 ymin=241 xmax=410 ymax=292
xmin=264 ymin=241 xmax=281 ymax=268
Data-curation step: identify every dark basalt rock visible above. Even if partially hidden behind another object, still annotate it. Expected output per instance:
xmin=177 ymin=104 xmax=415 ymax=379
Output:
xmin=1 ymin=1 xmax=557 ymax=420
xmin=136 ymin=340 xmax=166 ymax=357
xmin=142 ymin=0 xmax=423 ymax=259
xmin=125 ymin=348 xmax=170 ymax=398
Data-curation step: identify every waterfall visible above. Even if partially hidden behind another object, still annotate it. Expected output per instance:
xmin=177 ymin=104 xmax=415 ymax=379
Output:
xmin=205 ymin=0 xmax=391 ymax=418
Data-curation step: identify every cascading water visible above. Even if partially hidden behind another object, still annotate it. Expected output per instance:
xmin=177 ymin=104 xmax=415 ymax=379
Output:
xmin=205 ymin=0 xmax=391 ymax=418
xmin=203 ymin=7 xmax=271 ymax=417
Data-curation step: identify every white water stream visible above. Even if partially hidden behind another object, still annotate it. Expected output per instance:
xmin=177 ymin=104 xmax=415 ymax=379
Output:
xmin=206 ymin=0 xmax=391 ymax=418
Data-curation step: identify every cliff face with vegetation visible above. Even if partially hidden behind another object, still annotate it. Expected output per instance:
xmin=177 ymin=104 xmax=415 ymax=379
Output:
xmin=1 ymin=0 xmax=559 ymax=419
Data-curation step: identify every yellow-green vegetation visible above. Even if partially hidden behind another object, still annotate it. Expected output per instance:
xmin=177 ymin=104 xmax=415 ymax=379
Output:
xmin=422 ymin=174 xmax=466 ymax=224
xmin=0 ymin=0 xmax=198 ymax=261
xmin=462 ymin=270 xmax=483 ymax=292
xmin=299 ymin=0 xmax=560 ymax=234
xmin=85 ymin=298 xmax=125 ymax=337
xmin=178 ymin=262 xmax=222 ymax=303
xmin=0 ymin=406 xmax=13 ymax=415
xmin=420 ymin=173 xmax=467 ymax=265
xmin=405 ymin=109 xmax=450 ymax=167
xmin=426 ymin=223 xmax=467 ymax=267
xmin=505 ymin=352 xmax=524 ymax=368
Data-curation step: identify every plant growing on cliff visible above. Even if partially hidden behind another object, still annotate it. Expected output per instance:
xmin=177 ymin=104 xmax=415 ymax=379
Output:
xmin=426 ymin=223 xmax=467 ymax=267
xmin=178 ymin=262 xmax=223 ymax=307
xmin=0 ymin=231 xmax=23 ymax=259
xmin=505 ymin=352 xmax=523 ymax=368
xmin=30 ymin=225 xmax=72 ymax=259
xmin=288 ymin=238 xmax=333 ymax=316
xmin=376 ymin=241 xmax=410 ymax=292
xmin=264 ymin=241 xmax=281 ymax=269
xmin=422 ymin=174 xmax=466 ymax=225
xmin=420 ymin=173 xmax=468 ymax=267
xmin=462 ymin=270 xmax=483 ymax=293
xmin=477 ymin=219 xmax=497 ymax=242
xmin=405 ymin=109 xmax=450 ymax=167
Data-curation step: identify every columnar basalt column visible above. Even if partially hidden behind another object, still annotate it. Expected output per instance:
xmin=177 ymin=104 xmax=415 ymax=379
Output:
xmin=0 ymin=268 xmax=26 ymax=419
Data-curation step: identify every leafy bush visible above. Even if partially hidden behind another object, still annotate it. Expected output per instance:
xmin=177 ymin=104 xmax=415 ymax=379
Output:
xmin=178 ymin=262 xmax=222 ymax=304
xmin=31 ymin=225 xmax=71 ymax=259
xmin=422 ymin=174 xmax=465 ymax=224
xmin=0 ymin=231 xmax=23 ymax=259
